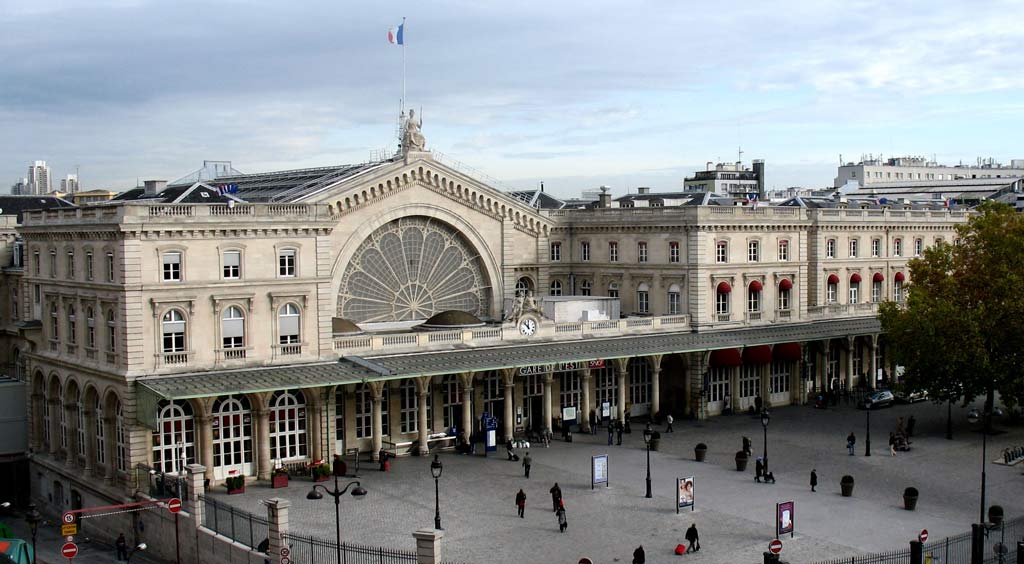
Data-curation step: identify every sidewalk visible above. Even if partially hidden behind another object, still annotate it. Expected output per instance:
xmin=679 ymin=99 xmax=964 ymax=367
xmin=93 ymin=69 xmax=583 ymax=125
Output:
xmin=1 ymin=510 xmax=166 ymax=564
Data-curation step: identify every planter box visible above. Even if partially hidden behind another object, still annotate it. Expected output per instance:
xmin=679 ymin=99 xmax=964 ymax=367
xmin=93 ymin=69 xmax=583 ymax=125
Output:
xmin=903 ymin=495 xmax=918 ymax=510
xmin=735 ymin=455 xmax=749 ymax=472
xmin=313 ymin=474 xmax=330 ymax=483
xmin=227 ymin=485 xmax=245 ymax=495
xmin=695 ymin=448 xmax=707 ymax=462
xmin=271 ymin=474 xmax=289 ymax=489
xmin=840 ymin=482 xmax=854 ymax=497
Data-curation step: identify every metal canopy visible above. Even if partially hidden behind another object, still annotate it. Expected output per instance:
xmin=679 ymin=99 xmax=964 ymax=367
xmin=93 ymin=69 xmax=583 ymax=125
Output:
xmin=136 ymin=317 xmax=881 ymax=402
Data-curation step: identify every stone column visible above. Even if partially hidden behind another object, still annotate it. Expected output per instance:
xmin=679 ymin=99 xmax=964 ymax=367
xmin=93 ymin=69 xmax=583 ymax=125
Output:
xmin=413 ymin=528 xmax=444 ymax=564
xmin=868 ymin=334 xmax=879 ymax=390
xmin=459 ymin=373 xmax=474 ymax=443
xmin=819 ymin=340 xmax=829 ymax=392
xmin=501 ymin=369 xmax=515 ymax=442
xmin=256 ymin=407 xmax=272 ymax=480
xmin=762 ymin=362 xmax=771 ymax=409
xmin=198 ymin=415 xmax=215 ymax=481
xmin=542 ymin=373 xmax=553 ymax=433
xmin=730 ymin=366 xmax=740 ymax=413
xmin=30 ymin=393 xmax=44 ymax=451
xmin=370 ymin=381 xmax=384 ymax=461
xmin=103 ymin=413 xmax=117 ymax=483
xmin=846 ymin=337 xmax=856 ymax=391
xmin=185 ymin=464 xmax=206 ymax=527
xmin=266 ymin=498 xmax=291 ymax=564
xmin=83 ymin=406 xmax=97 ymax=475
xmin=650 ymin=355 xmax=662 ymax=419
xmin=580 ymin=369 xmax=592 ymax=433
xmin=616 ymin=360 xmax=628 ymax=423
xmin=416 ymin=377 xmax=431 ymax=456
xmin=65 ymin=403 xmax=78 ymax=467
xmin=308 ymin=403 xmax=322 ymax=462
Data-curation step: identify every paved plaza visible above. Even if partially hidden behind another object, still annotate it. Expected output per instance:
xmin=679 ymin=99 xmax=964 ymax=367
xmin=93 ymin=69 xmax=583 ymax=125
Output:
xmin=212 ymin=399 xmax=1024 ymax=564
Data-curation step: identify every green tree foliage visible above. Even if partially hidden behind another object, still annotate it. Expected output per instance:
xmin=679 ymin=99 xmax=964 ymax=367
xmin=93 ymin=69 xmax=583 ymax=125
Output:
xmin=879 ymin=202 xmax=1024 ymax=412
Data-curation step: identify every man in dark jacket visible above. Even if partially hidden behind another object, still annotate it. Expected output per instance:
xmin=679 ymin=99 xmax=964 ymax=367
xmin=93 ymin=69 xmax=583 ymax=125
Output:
xmin=515 ymin=489 xmax=526 ymax=518
xmin=522 ymin=451 xmax=532 ymax=478
xmin=632 ymin=545 xmax=646 ymax=563
xmin=685 ymin=523 xmax=700 ymax=552
xmin=810 ymin=469 xmax=818 ymax=492
xmin=549 ymin=483 xmax=562 ymax=512
xmin=616 ymin=420 xmax=624 ymax=445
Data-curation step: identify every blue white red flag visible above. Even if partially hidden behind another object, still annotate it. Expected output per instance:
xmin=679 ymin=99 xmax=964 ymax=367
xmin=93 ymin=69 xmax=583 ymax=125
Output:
xmin=387 ymin=22 xmax=404 ymax=45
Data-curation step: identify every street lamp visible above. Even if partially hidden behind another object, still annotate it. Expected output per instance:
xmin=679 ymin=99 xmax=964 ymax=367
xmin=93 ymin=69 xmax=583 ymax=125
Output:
xmin=430 ymin=455 xmax=443 ymax=530
xmin=307 ymin=458 xmax=367 ymax=564
xmin=760 ymin=410 xmax=770 ymax=479
xmin=24 ymin=504 xmax=40 ymax=564
xmin=127 ymin=543 xmax=147 ymax=564
xmin=967 ymin=407 xmax=1002 ymax=525
xmin=642 ymin=424 xmax=653 ymax=499
xmin=865 ymin=402 xmax=872 ymax=457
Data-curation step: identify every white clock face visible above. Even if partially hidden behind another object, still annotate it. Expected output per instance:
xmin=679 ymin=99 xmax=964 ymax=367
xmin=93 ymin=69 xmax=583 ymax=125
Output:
xmin=519 ymin=318 xmax=537 ymax=336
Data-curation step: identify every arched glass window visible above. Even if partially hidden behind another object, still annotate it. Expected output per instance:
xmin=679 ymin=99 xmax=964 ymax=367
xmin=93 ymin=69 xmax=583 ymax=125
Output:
xmin=269 ymin=390 xmax=307 ymax=461
xmin=579 ymin=280 xmax=592 ymax=296
xmin=67 ymin=306 xmax=77 ymax=345
xmin=715 ymin=282 xmax=731 ymax=316
xmin=399 ymin=379 xmax=430 ymax=434
xmin=152 ymin=400 xmax=196 ymax=474
xmin=115 ymin=400 xmax=127 ymax=472
xmin=106 ymin=310 xmax=116 ymax=353
xmin=667 ymin=284 xmax=681 ymax=315
xmin=212 ymin=395 xmax=253 ymax=478
xmin=747 ymin=281 xmax=762 ymax=312
xmin=161 ymin=310 xmax=186 ymax=353
xmin=441 ymin=375 xmax=462 ymax=431
xmin=354 ymin=383 xmax=390 ymax=439
xmin=42 ymin=383 xmax=51 ymax=447
xmin=94 ymin=396 xmax=105 ymax=466
xmin=75 ymin=391 xmax=85 ymax=458
xmin=279 ymin=303 xmax=301 ymax=345
xmin=221 ymin=306 xmax=245 ymax=349
xmin=549 ymin=280 xmax=562 ymax=296
xmin=628 ymin=359 xmax=651 ymax=415
xmin=636 ymin=282 xmax=650 ymax=314
xmin=50 ymin=303 xmax=59 ymax=341
xmin=608 ymin=282 xmax=619 ymax=299
xmin=515 ymin=277 xmax=533 ymax=296
xmin=86 ymin=308 xmax=95 ymax=349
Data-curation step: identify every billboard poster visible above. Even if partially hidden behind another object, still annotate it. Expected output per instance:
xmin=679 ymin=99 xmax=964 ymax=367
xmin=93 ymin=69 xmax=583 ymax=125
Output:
xmin=777 ymin=501 xmax=795 ymax=538
xmin=562 ymin=406 xmax=577 ymax=424
xmin=677 ymin=476 xmax=695 ymax=513
xmin=591 ymin=455 xmax=609 ymax=489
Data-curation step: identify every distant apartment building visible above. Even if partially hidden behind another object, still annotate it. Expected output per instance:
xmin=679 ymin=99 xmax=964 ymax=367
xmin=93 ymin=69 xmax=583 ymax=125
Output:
xmin=26 ymin=161 xmax=51 ymax=195
xmin=834 ymin=156 xmax=1024 ymax=188
xmin=60 ymin=174 xmax=79 ymax=193
xmin=10 ymin=179 xmax=27 ymax=196
xmin=684 ymin=160 xmax=765 ymax=197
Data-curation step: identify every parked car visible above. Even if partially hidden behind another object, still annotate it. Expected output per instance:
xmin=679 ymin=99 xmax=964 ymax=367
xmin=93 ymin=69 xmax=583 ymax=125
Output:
xmin=862 ymin=390 xmax=895 ymax=409
xmin=895 ymin=390 xmax=929 ymax=403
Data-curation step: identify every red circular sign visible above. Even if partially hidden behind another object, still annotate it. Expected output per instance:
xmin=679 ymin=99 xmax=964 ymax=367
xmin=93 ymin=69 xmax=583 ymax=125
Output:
xmin=769 ymin=539 xmax=783 ymax=554
xmin=61 ymin=543 xmax=78 ymax=558
xmin=919 ymin=529 xmax=929 ymax=543
xmin=168 ymin=498 xmax=182 ymax=514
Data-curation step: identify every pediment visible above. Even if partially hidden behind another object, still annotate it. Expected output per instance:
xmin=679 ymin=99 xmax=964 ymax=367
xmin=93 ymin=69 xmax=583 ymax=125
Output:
xmin=299 ymin=154 xmax=551 ymax=237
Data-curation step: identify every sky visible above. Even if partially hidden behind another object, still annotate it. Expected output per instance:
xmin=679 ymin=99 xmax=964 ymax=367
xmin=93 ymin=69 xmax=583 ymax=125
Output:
xmin=2 ymin=0 xmax=1023 ymax=198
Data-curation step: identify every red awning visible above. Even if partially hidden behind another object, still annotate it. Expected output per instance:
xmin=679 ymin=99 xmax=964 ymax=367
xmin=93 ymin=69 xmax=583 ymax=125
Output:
xmin=743 ymin=345 xmax=773 ymax=365
xmin=710 ymin=348 xmax=742 ymax=367
xmin=773 ymin=342 xmax=802 ymax=362
xmin=895 ymin=272 xmax=905 ymax=282
xmin=778 ymin=278 xmax=793 ymax=291
xmin=872 ymin=272 xmax=884 ymax=283
xmin=749 ymin=280 xmax=763 ymax=292
xmin=850 ymin=273 xmax=862 ymax=283
xmin=717 ymin=281 xmax=732 ymax=294
xmin=827 ymin=274 xmax=840 ymax=284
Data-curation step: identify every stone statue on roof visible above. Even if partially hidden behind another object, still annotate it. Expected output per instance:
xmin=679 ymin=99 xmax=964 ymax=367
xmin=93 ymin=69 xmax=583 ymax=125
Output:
xmin=402 ymin=109 xmax=426 ymax=153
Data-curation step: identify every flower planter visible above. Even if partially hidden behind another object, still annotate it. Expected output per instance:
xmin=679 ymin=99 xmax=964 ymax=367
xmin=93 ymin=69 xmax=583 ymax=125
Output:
xmin=227 ymin=486 xmax=245 ymax=495
xmin=313 ymin=474 xmax=330 ymax=483
xmin=695 ymin=444 xmax=707 ymax=462
xmin=988 ymin=505 xmax=1004 ymax=526
xmin=225 ymin=476 xmax=246 ymax=495
xmin=840 ymin=476 xmax=855 ymax=497
xmin=903 ymin=487 xmax=918 ymax=510
xmin=271 ymin=474 xmax=289 ymax=489
xmin=735 ymin=451 xmax=749 ymax=471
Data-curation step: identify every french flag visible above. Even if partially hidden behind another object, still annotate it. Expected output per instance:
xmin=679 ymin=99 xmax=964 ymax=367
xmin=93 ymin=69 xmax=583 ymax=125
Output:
xmin=387 ymin=22 xmax=404 ymax=45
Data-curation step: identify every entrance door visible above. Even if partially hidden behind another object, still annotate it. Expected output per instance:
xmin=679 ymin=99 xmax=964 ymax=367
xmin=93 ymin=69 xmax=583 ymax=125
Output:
xmin=739 ymin=365 xmax=760 ymax=412
xmin=707 ymin=367 xmax=730 ymax=415
xmin=212 ymin=395 xmax=253 ymax=480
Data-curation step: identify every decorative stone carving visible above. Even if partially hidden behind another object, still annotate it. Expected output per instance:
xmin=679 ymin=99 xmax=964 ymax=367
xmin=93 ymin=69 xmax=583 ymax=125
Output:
xmin=402 ymin=109 xmax=426 ymax=153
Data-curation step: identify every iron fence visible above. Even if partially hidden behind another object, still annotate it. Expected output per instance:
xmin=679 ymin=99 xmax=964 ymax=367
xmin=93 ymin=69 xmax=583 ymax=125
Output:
xmin=135 ymin=463 xmax=191 ymax=501
xmin=811 ymin=516 xmax=1022 ymax=564
xmin=283 ymin=532 xmax=418 ymax=564
xmin=200 ymin=495 xmax=269 ymax=550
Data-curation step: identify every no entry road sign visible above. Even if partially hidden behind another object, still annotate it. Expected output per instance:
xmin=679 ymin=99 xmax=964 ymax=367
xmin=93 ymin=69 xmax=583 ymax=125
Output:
xmin=919 ymin=529 xmax=929 ymax=543
xmin=61 ymin=543 xmax=78 ymax=559
xmin=167 ymin=498 xmax=182 ymax=514
xmin=769 ymin=539 xmax=783 ymax=554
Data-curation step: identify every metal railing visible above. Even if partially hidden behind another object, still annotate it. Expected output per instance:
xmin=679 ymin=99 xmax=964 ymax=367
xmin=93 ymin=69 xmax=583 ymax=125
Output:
xmin=135 ymin=463 xmax=191 ymax=501
xmin=811 ymin=515 xmax=1022 ymax=564
xmin=283 ymin=532 xmax=418 ymax=564
xmin=201 ymin=495 xmax=269 ymax=550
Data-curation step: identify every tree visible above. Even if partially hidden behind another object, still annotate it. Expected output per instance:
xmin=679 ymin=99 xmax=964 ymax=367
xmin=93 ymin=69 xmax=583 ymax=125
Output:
xmin=879 ymin=202 xmax=1024 ymax=418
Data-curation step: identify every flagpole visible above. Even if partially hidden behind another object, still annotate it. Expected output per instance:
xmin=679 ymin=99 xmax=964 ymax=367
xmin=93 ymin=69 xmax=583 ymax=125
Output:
xmin=402 ymin=16 xmax=406 ymax=115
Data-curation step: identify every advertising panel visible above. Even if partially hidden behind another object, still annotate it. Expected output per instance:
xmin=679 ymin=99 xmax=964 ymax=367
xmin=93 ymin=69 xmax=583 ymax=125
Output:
xmin=677 ymin=476 xmax=695 ymax=513
xmin=777 ymin=501 xmax=795 ymax=538
xmin=592 ymin=455 xmax=609 ymax=489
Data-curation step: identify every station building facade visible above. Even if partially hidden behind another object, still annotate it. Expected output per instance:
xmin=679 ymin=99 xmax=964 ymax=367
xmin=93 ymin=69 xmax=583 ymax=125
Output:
xmin=0 ymin=148 xmax=968 ymax=513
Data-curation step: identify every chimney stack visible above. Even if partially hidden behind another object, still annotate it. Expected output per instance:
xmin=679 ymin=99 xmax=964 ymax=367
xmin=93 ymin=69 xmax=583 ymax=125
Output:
xmin=143 ymin=180 xmax=167 ymax=197
xmin=637 ymin=186 xmax=650 ymax=195
xmin=598 ymin=186 xmax=611 ymax=208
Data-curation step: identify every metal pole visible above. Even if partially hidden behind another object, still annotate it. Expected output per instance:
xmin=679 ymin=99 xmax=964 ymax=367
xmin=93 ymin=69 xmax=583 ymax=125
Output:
xmin=174 ymin=512 xmax=181 ymax=564
xmin=644 ymin=441 xmax=652 ymax=498
xmin=865 ymin=407 xmax=871 ymax=456
xmin=433 ymin=476 xmax=441 ymax=529
xmin=334 ymin=475 xmax=342 ymax=564
xmin=763 ymin=421 xmax=769 ymax=476
xmin=980 ymin=414 xmax=987 ymax=525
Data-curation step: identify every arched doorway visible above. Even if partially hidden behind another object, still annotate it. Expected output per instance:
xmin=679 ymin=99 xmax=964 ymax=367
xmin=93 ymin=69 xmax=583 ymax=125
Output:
xmin=212 ymin=395 xmax=253 ymax=479
xmin=269 ymin=390 xmax=307 ymax=461
xmin=628 ymin=358 xmax=651 ymax=417
xmin=153 ymin=400 xmax=196 ymax=474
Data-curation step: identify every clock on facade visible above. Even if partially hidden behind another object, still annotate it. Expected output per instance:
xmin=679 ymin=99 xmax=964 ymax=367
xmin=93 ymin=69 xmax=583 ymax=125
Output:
xmin=518 ymin=315 xmax=538 ymax=336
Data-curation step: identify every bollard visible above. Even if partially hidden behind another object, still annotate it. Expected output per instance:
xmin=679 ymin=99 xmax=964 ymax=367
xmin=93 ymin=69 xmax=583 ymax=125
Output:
xmin=910 ymin=540 xmax=922 ymax=564
xmin=1017 ymin=541 xmax=1023 ymax=564
xmin=763 ymin=551 xmax=780 ymax=564
xmin=970 ymin=524 xmax=984 ymax=564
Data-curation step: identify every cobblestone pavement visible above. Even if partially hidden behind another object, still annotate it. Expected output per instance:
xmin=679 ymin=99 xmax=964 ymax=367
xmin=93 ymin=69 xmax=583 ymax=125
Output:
xmin=211 ymin=399 xmax=1024 ymax=564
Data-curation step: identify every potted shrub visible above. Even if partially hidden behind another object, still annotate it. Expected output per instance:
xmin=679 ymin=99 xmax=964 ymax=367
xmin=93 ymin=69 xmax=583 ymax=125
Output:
xmin=313 ymin=463 xmax=331 ymax=483
xmin=735 ymin=450 xmax=749 ymax=471
xmin=271 ymin=467 xmax=289 ymax=489
xmin=695 ymin=443 xmax=708 ymax=462
xmin=840 ymin=475 xmax=855 ymax=497
xmin=225 ymin=476 xmax=245 ymax=495
xmin=903 ymin=487 xmax=918 ymax=510
xmin=988 ymin=505 xmax=1004 ymax=526
xmin=650 ymin=431 xmax=661 ymax=452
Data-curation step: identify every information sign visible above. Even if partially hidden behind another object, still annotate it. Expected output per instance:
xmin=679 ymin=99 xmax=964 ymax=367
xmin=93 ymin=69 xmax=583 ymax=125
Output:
xmin=591 ymin=454 xmax=609 ymax=489
xmin=676 ymin=476 xmax=695 ymax=513
xmin=776 ymin=501 xmax=795 ymax=538
xmin=61 ymin=523 xmax=78 ymax=536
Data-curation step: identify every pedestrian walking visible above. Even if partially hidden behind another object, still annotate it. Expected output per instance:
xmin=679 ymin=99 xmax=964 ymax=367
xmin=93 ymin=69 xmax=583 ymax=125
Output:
xmin=116 ymin=533 xmax=129 ymax=561
xmin=755 ymin=456 xmax=764 ymax=483
xmin=665 ymin=413 xmax=674 ymax=433
xmin=685 ymin=523 xmax=700 ymax=552
xmin=522 ymin=451 xmax=532 ymax=478
xmin=632 ymin=544 xmax=646 ymax=564
xmin=506 ymin=438 xmax=516 ymax=461
xmin=515 ymin=488 xmax=526 ymax=518
xmin=889 ymin=432 xmax=897 ymax=456
xmin=590 ymin=409 xmax=598 ymax=435
xmin=810 ymin=469 xmax=818 ymax=492
xmin=616 ymin=421 xmax=623 ymax=445
xmin=556 ymin=505 xmax=568 ymax=533
xmin=742 ymin=436 xmax=752 ymax=457
xmin=549 ymin=482 xmax=562 ymax=512
xmin=847 ymin=431 xmax=856 ymax=455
